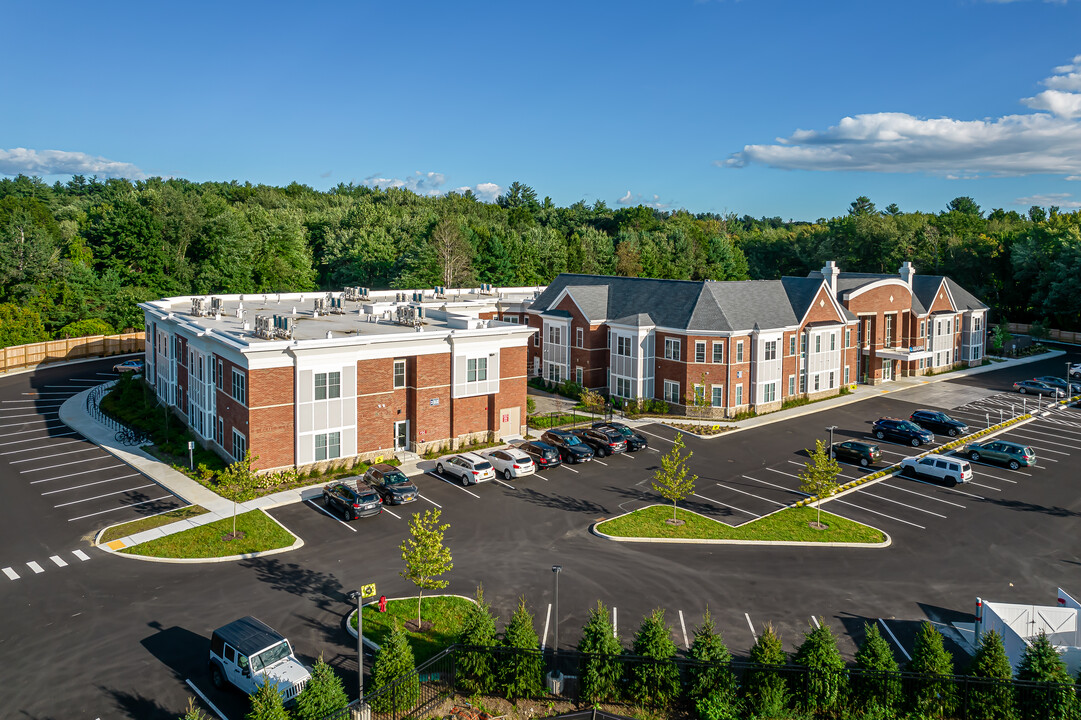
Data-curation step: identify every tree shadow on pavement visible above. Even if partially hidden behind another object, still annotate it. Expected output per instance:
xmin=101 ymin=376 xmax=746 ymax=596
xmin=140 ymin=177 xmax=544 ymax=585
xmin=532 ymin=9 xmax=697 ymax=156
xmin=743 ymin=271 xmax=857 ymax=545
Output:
xmin=974 ymin=496 xmax=1081 ymax=518
xmin=510 ymin=486 xmax=608 ymax=515
xmin=602 ymin=484 xmax=746 ymax=522
xmin=98 ymin=687 xmax=176 ymax=720
xmin=238 ymin=557 xmax=347 ymax=611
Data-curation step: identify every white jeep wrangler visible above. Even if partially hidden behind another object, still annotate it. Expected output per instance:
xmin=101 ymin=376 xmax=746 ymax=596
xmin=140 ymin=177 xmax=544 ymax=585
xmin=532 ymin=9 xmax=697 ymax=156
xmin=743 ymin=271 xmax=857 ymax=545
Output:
xmin=209 ymin=616 xmax=311 ymax=703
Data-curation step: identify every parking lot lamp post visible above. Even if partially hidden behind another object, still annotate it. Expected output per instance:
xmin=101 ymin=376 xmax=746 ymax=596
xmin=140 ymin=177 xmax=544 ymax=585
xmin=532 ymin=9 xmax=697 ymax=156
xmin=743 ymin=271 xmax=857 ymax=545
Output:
xmin=348 ymin=590 xmax=363 ymax=700
xmin=550 ymin=565 xmax=563 ymax=687
xmin=986 ymin=413 xmax=990 ymax=429
xmin=1068 ymin=363 xmax=1072 ymax=394
xmin=825 ymin=425 xmax=837 ymax=452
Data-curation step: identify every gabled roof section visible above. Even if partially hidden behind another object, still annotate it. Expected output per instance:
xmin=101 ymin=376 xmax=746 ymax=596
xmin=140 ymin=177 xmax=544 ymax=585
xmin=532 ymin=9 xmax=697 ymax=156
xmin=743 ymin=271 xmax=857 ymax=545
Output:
xmin=912 ymin=275 xmax=946 ymax=312
xmin=558 ymin=284 xmax=609 ymax=321
xmin=609 ymin=312 xmax=655 ymax=327
xmin=703 ymin=280 xmax=798 ymax=330
xmin=944 ymin=278 xmax=988 ymax=311
xmin=781 ymin=277 xmax=825 ymax=320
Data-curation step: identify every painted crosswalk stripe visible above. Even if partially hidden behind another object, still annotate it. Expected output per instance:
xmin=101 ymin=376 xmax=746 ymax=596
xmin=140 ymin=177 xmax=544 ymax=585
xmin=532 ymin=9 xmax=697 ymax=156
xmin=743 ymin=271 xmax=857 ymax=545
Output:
xmin=49 ymin=555 xmax=68 ymax=568
xmin=27 ymin=561 xmax=44 ymax=574
xmin=73 ymin=549 xmax=90 ymax=561
xmin=3 ymin=567 xmax=19 ymax=580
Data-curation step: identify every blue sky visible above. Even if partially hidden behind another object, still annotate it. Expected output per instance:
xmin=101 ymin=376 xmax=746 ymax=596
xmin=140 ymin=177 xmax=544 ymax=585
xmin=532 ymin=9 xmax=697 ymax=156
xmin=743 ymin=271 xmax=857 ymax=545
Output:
xmin=4 ymin=0 xmax=1081 ymax=219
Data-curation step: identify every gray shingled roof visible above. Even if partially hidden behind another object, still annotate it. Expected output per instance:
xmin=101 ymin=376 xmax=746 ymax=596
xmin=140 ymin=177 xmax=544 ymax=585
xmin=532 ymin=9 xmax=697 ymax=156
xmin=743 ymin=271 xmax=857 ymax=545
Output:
xmin=911 ymin=275 xmax=944 ymax=313
xmin=808 ymin=268 xmax=984 ymax=316
xmin=609 ymin=312 xmax=655 ymax=327
xmin=944 ymin=277 xmax=989 ymax=311
xmin=531 ymin=274 xmax=831 ymax=332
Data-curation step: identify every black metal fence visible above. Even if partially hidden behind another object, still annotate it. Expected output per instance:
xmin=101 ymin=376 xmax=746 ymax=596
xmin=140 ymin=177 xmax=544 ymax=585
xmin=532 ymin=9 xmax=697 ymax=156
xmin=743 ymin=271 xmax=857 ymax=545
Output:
xmin=85 ymin=382 xmax=152 ymax=446
xmin=323 ymin=645 xmax=1080 ymax=720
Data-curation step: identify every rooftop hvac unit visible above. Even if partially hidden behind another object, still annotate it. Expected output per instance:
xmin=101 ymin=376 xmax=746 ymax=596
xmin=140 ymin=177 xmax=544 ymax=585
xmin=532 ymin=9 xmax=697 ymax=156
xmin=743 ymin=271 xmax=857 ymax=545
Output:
xmin=210 ymin=297 xmax=224 ymax=315
xmin=479 ymin=283 xmax=494 ymax=295
xmin=314 ymin=297 xmax=328 ymax=314
xmin=434 ymin=286 xmax=446 ymax=299
xmin=272 ymin=314 xmax=295 ymax=339
xmin=255 ymin=315 xmax=274 ymax=340
xmin=191 ymin=297 xmax=211 ymax=317
xmin=394 ymin=305 xmax=424 ymax=327
xmin=329 ymin=296 xmax=344 ymax=314
xmin=344 ymin=287 xmax=362 ymax=301
xmin=412 ymin=291 xmax=423 ymax=303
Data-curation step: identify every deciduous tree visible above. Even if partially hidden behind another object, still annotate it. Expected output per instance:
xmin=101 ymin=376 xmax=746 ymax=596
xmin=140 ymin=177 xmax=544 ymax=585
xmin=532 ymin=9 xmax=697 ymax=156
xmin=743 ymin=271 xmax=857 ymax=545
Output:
xmin=651 ymin=433 xmax=697 ymax=521
xmin=399 ymin=508 xmax=453 ymax=627
xmin=799 ymin=439 xmax=841 ymax=529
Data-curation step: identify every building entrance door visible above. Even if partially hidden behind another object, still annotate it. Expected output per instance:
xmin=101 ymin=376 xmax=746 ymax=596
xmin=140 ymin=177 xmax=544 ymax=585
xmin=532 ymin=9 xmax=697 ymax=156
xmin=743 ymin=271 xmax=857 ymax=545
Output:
xmin=882 ymin=359 xmax=893 ymax=381
xmin=393 ymin=420 xmax=408 ymax=451
xmin=498 ymin=407 xmax=520 ymax=438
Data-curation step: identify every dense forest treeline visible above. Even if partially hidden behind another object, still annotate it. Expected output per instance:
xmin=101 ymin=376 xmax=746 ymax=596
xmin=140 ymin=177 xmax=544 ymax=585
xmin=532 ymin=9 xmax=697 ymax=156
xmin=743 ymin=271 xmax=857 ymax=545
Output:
xmin=1 ymin=174 xmax=1079 ymax=348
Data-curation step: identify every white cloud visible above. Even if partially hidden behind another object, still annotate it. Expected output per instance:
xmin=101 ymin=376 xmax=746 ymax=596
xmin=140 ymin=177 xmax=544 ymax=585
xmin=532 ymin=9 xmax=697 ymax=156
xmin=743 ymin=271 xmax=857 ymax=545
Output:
xmin=1014 ymin=192 xmax=1081 ymax=208
xmin=616 ymin=190 xmax=671 ymax=209
xmin=0 ymin=147 xmax=146 ymax=179
xmin=721 ymin=56 xmax=1081 ymax=177
xmin=364 ymin=171 xmax=502 ymax=202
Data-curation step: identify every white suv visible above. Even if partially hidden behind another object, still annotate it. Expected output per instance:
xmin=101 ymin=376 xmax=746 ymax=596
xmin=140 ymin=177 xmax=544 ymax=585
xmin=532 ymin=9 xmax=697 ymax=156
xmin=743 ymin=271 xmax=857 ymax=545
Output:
xmin=483 ymin=448 xmax=536 ymax=480
xmin=900 ymin=454 xmax=973 ymax=486
xmin=436 ymin=452 xmax=496 ymax=486
xmin=209 ymin=617 xmax=310 ymax=703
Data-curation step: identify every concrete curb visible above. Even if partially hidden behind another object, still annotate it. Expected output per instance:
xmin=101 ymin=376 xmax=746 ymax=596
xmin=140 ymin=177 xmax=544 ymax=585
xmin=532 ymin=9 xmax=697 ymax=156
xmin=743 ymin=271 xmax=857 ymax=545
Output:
xmin=96 ymin=508 xmax=304 ymax=563
xmin=590 ymin=504 xmax=892 ymax=548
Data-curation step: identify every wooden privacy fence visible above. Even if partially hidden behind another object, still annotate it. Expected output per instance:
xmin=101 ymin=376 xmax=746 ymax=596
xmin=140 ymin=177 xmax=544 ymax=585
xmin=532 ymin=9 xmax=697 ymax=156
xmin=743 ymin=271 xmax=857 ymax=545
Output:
xmin=1008 ymin=323 xmax=1081 ymax=345
xmin=0 ymin=332 xmax=144 ymax=374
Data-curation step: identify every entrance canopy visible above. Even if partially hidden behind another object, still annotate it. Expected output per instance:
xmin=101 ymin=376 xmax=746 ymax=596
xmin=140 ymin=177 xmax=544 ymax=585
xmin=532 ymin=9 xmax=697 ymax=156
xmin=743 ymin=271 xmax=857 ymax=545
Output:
xmin=876 ymin=346 xmax=933 ymax=361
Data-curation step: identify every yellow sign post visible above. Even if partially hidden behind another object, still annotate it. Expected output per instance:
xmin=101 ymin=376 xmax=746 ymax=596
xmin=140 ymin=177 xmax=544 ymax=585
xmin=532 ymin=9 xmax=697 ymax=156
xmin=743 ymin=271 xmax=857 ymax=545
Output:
xmin=361 ymin=583 xmax=377 ymax=599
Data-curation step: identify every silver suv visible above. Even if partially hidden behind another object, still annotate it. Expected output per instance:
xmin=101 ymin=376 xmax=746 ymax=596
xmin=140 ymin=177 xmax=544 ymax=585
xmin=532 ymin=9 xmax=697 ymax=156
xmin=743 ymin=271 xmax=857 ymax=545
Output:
xmin=900 ymin=453 xmax=973 ymax=486
xmin=209 ymin=617 xmax=310 ymax=703
xmin=436 ymin=452 xmax=496 ymax=486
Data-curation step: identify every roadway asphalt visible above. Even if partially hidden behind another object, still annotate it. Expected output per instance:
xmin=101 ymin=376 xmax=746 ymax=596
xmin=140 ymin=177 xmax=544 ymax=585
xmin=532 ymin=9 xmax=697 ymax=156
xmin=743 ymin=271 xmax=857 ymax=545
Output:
xmin=1 ymin=350 xmax=1079 ymax=719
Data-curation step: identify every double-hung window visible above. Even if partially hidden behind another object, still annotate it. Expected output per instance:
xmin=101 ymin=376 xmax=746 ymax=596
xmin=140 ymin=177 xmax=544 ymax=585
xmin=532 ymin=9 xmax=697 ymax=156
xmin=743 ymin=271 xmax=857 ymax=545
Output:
xmin=844 ymin=329 xmax=851 ymax=348
xmin=467 ymin=357 xmax=488 ymax=382
xmin=616 ymin=335 xmax=631 ymax=357
xmin=694 ymin=341 xmax=706 ymax=364
xmin=788 ymin=375 xmax=796 ymax=396
xmin=663 ymin=380 xmax=680 ymax=404
xmin=830 ymin=333 xmax=836 ymax=351
xmin=712 ymin=342 xmax=724 ymax=363
xmin=315 ymin=371 xmax=341 ymax=400
xmin=736 ymin=341 xmax=744 ymax=363
xmin=664 ymin=338 xmax=680 ymax=361
xmin=711 ymin=385 xmax=724 ymax=407
xmin=764 ymin=340 xmax=777 ymax=361
xmin=231 ymin=369 xmax=247 ymax=405
xmin=232 ymin=429 xmax=247 ymax=461
xmin=315 ymin=431 xmax=341 ymax=461
xmin=735 ymin=385 xmax=743 ymax=405
xmin=789 ymin=335 xmax=796 ymax=356
xmin=575 ymin=327 xmax=584 ymax=348
xmin=393 ymin=360 xmax=406 ymax=389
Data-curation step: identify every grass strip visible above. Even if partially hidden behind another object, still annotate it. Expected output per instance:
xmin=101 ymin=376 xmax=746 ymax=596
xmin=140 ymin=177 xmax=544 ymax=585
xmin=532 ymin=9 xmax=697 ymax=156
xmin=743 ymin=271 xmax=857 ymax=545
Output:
xmin=527 ymin=412 xmax=594 ymax=429
xmin=596 ymin=504 xmax=885 ymax=544
xmin=99 ymin=505 xmax=208 ymax=543
xmin=119 ymin=510 xmax=295 ymax=558
xmin=350 ymin=596 xmax=473 ymax=664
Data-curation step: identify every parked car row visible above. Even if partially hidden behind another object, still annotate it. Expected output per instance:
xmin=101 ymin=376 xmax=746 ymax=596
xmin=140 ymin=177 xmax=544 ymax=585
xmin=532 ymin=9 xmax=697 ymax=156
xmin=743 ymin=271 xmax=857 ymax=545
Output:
xmin=1012 ymin=378 xmax=1070 ymax=397
xmin=321 ymin=462 xmax=419 ymax=521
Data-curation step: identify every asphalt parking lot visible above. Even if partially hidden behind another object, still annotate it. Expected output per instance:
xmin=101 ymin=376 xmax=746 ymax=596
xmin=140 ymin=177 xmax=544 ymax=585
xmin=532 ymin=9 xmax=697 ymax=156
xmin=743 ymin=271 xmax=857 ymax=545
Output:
xmin=0 ymin=359 xmax=186 ymax=584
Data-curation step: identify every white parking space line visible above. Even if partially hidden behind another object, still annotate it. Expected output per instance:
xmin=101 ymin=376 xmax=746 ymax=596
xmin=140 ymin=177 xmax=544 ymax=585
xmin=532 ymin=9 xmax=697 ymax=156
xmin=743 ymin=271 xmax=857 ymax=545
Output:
xmin=1014 ymin=444 xmax=1069 ymax=456
xmin=692 ymin=492 xmax=761 ymax=518
xmin=623 ymin=453 xmax=636 ymax=460
xmin=745 ymin=613 xmax=757 ymax=641
xmin=859 ymin=491 xmax=947 ymax=518
xmin=21 ymin=456 xmax=117 ymax=473
xmin=11 ymin=447 xmax=106 ymax=464
xmin=878 ymin=619 xmax=912 ymax=661
xmin=865 ymin=443 xmax=915 ymax=458
xmin=0 ymin=425 xmax=70 ymax=440
xmin=562 ymin=466 xmax=580 ymax=474
xmin=430 ymin=473 xmax=482 ymax=498
xmin=679 ymin=610 xmax=689 ymax=649
xmin=833 ymin=499 xmax=926 ymax=529
xmin=1003 ymin=432 xmax=1081 ymax=450
xmin=0 ymin=402 xmax=64 ymax=410
xmin=185 ymin=679 xmax=228 ymax=720
xmin=969 ymin=481 xmax=1002 ymax=492
xmin=306 ymin=499 xmax=356 ymax=531
xmin=593 ymin=459 xmax=608 ymax=466
xmin=70 ymin=379 xmax=105 ymax=383
xmin=72 ymin=549 xmax=90 ymax=561
xmin=647 ymin=447 xmax=660 ymax=453
xmin=26 ymin=561 xmax=44 ymax=574
xmin=755 ymin=472 xmax=811 ymax=496
xmin=49 ymin=555 xmax=67 ymax=568
xmin=541 ymin=603 xmax=552 ymax=649
xmin=638 ymin=428 xmax=674 ymax=443
xmin=382 ymin=507 xmax=401 ymax=519
xmin=418 ymin=494 xmax=442 ymax=508
xmin=41 ymin=473 xmax=141 ymax=495
xmin=612 ymin=607 xmax=618 ymax=638
xmin=68 ymin=495 xmax=175 ymax=522
xmin=54 ymin=484 xmax=156 ymax=507
xmin=3 ymin=567 xmax=19 ymax=580
xmin=1028 ymin=421 xmax=1081 ymax=437
xmin=30 ymin=464 xmax=126 ymax=483
xmin=0 ymin=439 xmax=84 ymax=455
xmin=0 ymin=413 xmax=54 ymax=420
xmin=957 ymin=459 xmax=1022 ymax=480
xmin=812 ymin=616 xmax=821 ymax=629
xmin=715 ymin=482 xmax=787 ymax=507
xmin=494 ymin=479 xmax=515 ymax=489
xmin=21 ymin=392 xmax=75 ymax=397
xmin=879 ymin=483 xmax=966 ymax=508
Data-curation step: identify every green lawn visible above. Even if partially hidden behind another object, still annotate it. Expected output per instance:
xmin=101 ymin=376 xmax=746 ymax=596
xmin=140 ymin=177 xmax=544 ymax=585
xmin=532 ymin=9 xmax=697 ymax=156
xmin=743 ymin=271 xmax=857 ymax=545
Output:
xmin=596 ymin=504 xmax=885 ymax=544
xmin=119 ymin=510 xmax=296 ymax=558
xmin=350 ymin=596 xmax=473 ymax=664
xmin=99 ymin=505 xmax=208 ymax=543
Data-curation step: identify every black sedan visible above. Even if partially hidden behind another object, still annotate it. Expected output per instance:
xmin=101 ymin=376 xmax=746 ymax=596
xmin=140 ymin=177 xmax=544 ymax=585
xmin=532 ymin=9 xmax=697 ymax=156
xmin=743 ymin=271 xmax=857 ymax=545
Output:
xmin=322 ymin=480 xmax=382 ymax=520
xmin=363 ymin=463 xmax=418 ymax=505
xmin=515 ymin=440 xmax=562 ymax=469
xmin=909 ymin=409 xmax=969 ymax=437
xmin=830 ymin=441 xmax=882 ymax=467
xmin=592 ymin=421 xmax=648 ymax=451
xmin=540 ymin=429 xmax=594 ymax=463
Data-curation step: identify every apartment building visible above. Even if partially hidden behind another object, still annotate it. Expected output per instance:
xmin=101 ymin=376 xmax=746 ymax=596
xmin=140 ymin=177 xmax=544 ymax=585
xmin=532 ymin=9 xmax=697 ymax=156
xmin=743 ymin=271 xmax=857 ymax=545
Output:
xmin=526 ymin=262 xmax=987 ymax=416
xmin=140 ymin=285 xmax=541 ymax=472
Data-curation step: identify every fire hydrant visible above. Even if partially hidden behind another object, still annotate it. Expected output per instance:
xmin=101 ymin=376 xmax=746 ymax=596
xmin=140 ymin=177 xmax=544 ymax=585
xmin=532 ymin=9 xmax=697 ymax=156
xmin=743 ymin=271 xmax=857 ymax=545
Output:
xmin=379 ymin=595 xmax=387 ymax=613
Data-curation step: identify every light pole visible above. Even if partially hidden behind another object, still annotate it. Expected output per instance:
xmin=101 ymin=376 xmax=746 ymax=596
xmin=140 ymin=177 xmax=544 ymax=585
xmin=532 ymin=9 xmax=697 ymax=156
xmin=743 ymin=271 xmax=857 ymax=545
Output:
xmin=826 ymin=425 xmax=838 ymax=455
xmin=348 ymin=590 xmax=364 ymax=701
xmin=1068 ymin=362 xmax=1074 ymax=398
xmin=549 ymin=565 xmax=563 ymax=691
